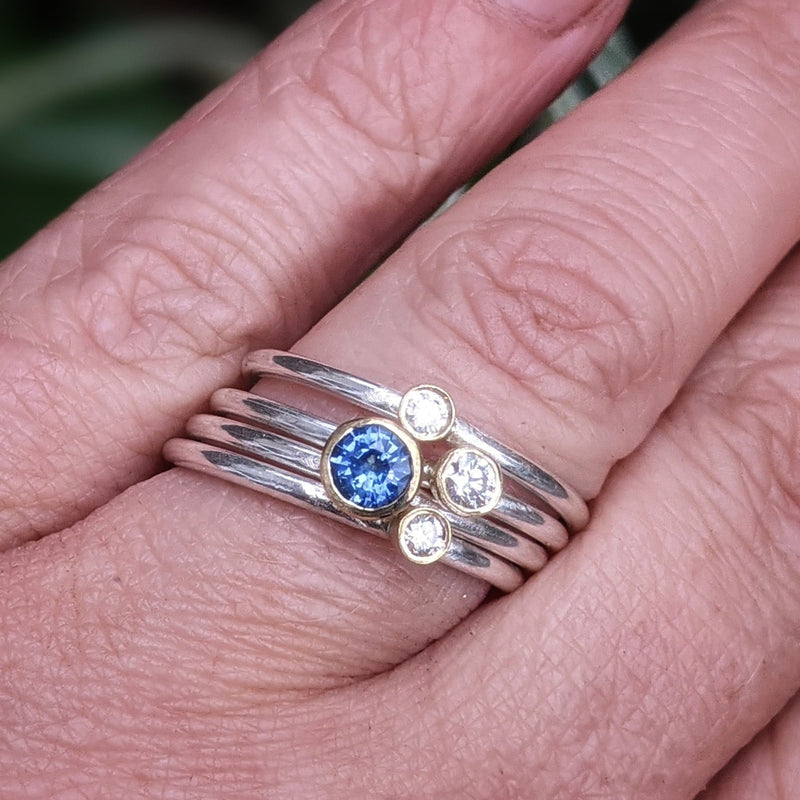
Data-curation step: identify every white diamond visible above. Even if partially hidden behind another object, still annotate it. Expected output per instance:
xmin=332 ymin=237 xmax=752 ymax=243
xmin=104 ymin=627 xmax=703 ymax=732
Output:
xmin=437 ymin=448 xmax=502 ymax=515
xmin=398 ymin=509 xmax=450 ymax=563
xmin=399 ymin=385 xmax=454 ymax=441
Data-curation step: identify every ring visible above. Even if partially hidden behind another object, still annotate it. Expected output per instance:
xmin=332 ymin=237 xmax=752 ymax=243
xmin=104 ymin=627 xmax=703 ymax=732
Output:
xmin=163 ymin=350 xmax=588 ymax=592
xmin=244 ymin=351 xmax=588 ymax=530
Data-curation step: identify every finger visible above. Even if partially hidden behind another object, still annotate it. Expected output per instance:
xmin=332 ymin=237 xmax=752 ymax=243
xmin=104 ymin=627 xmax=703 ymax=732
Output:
xmin=6 ymin=250 xmax=800 ymax=796
xmin=195 ymin=0 xmax=800 ymax=654
xmin=4 ymin=0 xmax=800 ymax=690
xmin=698 ymin=691 xmax=800 ymax=800
xmin=299 ymin=0 xmax=800 ymax=499
xmin=0 ymin=0 xmax=626 ymax=549
xmin=5 ymin=0 xmax=800 ymax=791
xmin=291 ymin=244 xmax=800 ymax=799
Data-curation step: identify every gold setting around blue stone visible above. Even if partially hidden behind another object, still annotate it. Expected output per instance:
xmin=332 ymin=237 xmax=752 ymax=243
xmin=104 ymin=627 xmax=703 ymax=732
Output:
xmin=320 ymin=417 xmax=422 ymax=519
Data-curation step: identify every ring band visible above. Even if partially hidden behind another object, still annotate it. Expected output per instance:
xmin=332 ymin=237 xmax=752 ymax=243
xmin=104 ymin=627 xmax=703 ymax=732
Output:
xmin=184 ymin=412 xmax=549 ymax=570
xmin=207 ymin=389 xmax=568 ymax=551
xmin=163 ymin=350 xmax=588 ymax=591
xmin=243 ymin=350 xmax=588 ymax=530
xmin=164 ymin=438 xmax=525 ymax=592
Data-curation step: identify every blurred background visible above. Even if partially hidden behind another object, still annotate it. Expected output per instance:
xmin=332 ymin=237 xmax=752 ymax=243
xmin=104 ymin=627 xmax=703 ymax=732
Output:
xmin=0 ymin=0 xmax=695 ymax=259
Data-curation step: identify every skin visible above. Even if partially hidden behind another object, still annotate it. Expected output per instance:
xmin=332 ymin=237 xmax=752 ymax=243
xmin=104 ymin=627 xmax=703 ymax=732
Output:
xmin=1 ymin=0 xmax=800 ymax=796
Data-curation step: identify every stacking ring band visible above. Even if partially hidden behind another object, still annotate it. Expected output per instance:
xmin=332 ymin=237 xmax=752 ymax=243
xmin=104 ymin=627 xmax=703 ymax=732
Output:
xmin=163 ymin=350 xmax=589 ymax=592
xmin=164 ymin=438 xmax=526 ymax=592
xmin=208 ymin=390 xmax=569 ymax=552
xmin=244 ymin=350 xmax=588 ymax=530
xmin=184 ymin=410 xmax=549 ymax=570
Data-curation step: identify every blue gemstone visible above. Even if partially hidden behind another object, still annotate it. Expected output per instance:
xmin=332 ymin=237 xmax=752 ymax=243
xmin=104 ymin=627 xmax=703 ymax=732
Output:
xmin=328 ymin=423 xmax=413 ymax=511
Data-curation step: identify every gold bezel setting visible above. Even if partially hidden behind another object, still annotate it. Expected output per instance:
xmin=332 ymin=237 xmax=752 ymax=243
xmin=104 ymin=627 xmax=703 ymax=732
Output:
xmin=320 ymin=417 xmax=422 ymax=519
xmin=394 ymin=507 xmax=452 ymax=565
xmin=433 ymin=446 xmax=503 ymax=517
xmin=398 ymin=384 xmax=456 ymax=442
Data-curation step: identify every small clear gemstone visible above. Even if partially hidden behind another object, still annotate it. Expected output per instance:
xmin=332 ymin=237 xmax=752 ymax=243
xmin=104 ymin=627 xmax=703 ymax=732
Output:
xmin=399 ymin=385 xmax=454 ymax=441
xmin=437 ymin=448 xmax=502 ymax=515
xmin=398 ymin=509 xmax=450 ymax=563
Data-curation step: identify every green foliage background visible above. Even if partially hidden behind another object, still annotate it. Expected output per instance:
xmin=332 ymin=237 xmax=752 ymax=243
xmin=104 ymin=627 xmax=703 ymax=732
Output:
xmin=0 ymin=0 xmax=694 ymax=259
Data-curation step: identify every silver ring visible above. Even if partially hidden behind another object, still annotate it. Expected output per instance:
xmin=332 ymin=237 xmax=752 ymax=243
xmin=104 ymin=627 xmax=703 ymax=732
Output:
xmin=163 ymin=438 xmax=524 ymax=592
xmin=243 ymin=350 xmax=587 ymax=530
xmin=182 ymin=412 xmax=549 ymax=571
xmin=163 ymin=350 xmax=589 ymax=592
xmin=209 ymin=389 xmax=568 ymax=551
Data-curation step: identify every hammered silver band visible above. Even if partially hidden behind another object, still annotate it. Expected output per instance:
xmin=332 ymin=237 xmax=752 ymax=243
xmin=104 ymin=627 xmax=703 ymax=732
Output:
xmin=164 ymin=350 xmax=588 ymax=592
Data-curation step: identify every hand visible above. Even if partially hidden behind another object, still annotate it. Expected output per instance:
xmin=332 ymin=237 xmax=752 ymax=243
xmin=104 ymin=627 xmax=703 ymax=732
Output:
xmin=1 ymin=0 xmax=799 ymax=796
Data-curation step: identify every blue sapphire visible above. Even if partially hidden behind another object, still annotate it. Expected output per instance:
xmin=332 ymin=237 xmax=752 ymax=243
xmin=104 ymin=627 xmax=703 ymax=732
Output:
xmin=328 ymin=423 xmax=413 ymax=511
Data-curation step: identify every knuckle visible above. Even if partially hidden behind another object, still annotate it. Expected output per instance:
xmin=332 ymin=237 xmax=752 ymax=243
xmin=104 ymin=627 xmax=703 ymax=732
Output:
xmin=255 ymin=2 xmax=501 ymax=165
xmin=413 ymin=199 xmax=677 ymax=457
xmin=73 ymin=190 xmax=286 ymax=369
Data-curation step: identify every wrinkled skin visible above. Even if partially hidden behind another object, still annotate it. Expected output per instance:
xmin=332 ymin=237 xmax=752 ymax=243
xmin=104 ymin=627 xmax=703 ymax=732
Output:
xmin=2 ymin=0 xmax=800 ymax=797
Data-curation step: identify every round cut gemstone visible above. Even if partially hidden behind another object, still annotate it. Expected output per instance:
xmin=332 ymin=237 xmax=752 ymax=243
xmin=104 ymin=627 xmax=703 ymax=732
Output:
xmin=399 ymin=385 xmax=454 ymax=441
xmin=437 ymin=448 xmax=502 ymax=515
xmin=328 ymin=422 xmax=414 ymax=511
xmin=397 ymin=508 xmax=450 ymax=564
